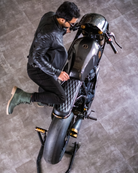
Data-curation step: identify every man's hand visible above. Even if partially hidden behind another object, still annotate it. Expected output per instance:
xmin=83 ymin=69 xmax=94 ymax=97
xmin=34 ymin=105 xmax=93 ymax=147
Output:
xmin=66 ymin=28 xmax=71 ymax=34
xmin=58 ymin=71 xmax=70 ymax=81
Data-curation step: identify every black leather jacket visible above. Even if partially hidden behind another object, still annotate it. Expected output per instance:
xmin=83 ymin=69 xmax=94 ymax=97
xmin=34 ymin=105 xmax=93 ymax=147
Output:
xmin=28 ymin=12 xmax=68 ymax=80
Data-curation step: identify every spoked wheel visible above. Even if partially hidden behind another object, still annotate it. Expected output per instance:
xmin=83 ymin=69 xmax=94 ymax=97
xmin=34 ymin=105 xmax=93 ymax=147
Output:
xmin=43 ymin=113 xmax=74 ymax=164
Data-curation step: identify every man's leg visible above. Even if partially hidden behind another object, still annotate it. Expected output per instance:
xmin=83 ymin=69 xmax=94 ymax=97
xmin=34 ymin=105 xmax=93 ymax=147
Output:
xmin=6 ymin=64 xmax=66 ymax=115
xmin=37 ymin=87 xmax=46 ymax=107
xmin=27 ymin=64 xmax=66 ymax=104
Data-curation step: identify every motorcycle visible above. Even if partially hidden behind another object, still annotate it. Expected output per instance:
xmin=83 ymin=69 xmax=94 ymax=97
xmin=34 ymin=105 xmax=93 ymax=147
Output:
xmin=35 ymin=13 xmax=122 ymax=173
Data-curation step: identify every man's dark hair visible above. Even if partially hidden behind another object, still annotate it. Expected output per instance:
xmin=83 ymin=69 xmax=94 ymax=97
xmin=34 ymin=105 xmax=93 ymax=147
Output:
xmin=56 ymin=1 xmax=80 ymax=21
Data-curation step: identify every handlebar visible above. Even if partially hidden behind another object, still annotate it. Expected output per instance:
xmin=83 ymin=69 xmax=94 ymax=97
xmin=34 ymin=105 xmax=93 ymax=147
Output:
xmin=70 ymin=23 xmax=80 ymax=31
xmin=71 ymin=24 xmax=122 ymax=54
xmin=108 ymin=38 xmax=118 ymax=54
xmin=106 ymin=32 xmax=122 ymax=54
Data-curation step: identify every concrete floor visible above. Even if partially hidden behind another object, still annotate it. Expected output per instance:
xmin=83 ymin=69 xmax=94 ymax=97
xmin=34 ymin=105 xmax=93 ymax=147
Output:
xmin=0 ymin=0 xmax=138 ymax=173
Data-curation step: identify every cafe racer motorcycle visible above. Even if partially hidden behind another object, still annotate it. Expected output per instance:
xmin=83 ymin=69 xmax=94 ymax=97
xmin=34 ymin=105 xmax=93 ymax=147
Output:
xmin=35 ymin=13 xmax=122 ymax=173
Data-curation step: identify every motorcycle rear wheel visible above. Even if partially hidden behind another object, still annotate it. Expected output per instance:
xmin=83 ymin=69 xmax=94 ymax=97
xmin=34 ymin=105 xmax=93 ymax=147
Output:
xmin=43 ymin=113 xmax=74 ymax=164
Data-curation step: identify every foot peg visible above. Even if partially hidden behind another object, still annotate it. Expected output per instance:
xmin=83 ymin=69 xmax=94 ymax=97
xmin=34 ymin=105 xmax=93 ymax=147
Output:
xmin=87 ymin=115 xmax=97 ymax=121
xmin=87 ymin=110 xmax=97 ymax=121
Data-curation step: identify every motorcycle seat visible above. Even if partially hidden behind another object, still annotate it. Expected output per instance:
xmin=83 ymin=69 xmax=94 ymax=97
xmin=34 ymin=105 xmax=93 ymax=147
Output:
xmin=53 ymin=79 xmax=82 ymax=118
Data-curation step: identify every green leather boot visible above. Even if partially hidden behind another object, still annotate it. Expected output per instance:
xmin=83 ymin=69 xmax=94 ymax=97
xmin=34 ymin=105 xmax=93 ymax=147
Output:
xmin=6 ymin=86 xmax=32 ymax=115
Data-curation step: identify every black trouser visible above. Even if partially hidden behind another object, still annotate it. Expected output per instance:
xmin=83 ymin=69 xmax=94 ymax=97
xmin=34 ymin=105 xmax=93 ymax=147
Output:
xmin=27 ymin=63 xmax=66 ymax=104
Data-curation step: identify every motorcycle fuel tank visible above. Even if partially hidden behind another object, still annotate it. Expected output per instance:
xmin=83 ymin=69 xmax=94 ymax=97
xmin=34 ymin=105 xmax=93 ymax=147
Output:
xmin=69 ymin=37 xmax=100 ymax=81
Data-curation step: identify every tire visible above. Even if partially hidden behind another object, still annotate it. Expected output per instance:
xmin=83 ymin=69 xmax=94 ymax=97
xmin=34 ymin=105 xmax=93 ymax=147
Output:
xmin=43 ymin=113 xmax=74 ymax=164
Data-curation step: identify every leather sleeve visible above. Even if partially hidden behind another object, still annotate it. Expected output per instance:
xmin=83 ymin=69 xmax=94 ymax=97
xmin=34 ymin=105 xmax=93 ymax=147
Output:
xmin=33 ymin=33 xmax=61 ymax=80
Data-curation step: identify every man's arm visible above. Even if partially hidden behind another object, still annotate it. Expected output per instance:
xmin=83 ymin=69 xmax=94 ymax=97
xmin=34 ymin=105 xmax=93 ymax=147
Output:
xmin=33 ymin=33 xmax=69 ymax=81
xmin=33 ymin=33 xmax=61 ymax=80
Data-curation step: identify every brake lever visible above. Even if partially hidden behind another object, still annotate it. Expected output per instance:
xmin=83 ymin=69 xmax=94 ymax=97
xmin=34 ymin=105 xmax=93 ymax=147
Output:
xmin=70 ymin=23 xmax=80 ymax=31
xmin=108 ymin=32 xmax=122 ymax=49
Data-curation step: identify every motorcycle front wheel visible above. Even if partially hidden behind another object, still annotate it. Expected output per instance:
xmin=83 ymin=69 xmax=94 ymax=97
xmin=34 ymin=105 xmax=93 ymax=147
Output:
xmin=43 ymin=112 xmax=74 ymax=164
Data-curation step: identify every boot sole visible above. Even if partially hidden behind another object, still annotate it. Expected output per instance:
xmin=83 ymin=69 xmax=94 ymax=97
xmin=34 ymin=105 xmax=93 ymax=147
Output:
xmin=37 ymin=103 xmax=45 ymax=108
xmin=6 ymin=86 xmax=18 ymax=115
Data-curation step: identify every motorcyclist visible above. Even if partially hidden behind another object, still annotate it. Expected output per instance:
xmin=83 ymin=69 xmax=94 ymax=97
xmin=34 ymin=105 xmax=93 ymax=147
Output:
xmin=6 ymin=1 xmax=80 ymax=115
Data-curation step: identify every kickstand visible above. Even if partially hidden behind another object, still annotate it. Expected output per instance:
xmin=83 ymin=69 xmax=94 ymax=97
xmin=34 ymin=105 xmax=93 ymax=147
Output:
xmin=35 ymin=127 xmax=47 ymax=173
xmin=65 ymin=142 xmax=81 ymax=173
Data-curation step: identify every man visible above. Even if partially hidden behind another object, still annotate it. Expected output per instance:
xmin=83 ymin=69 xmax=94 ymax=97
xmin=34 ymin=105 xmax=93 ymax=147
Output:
xmin=6 ymin=1 xmax=80 ymax=115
